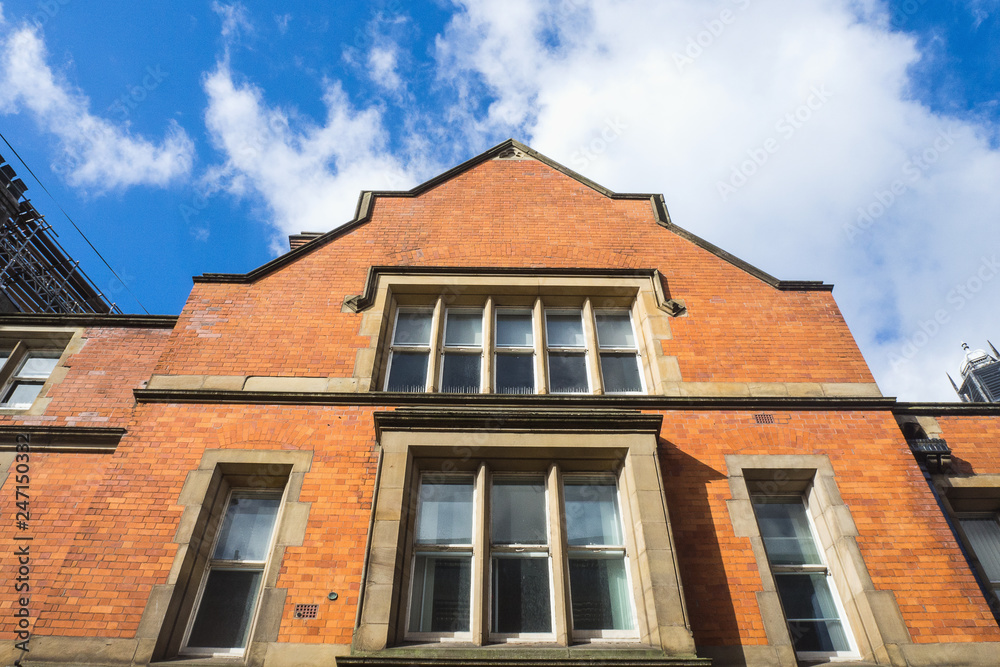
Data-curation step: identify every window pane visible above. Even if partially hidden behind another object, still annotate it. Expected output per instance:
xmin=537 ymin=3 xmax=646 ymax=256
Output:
xmin=393 ymin=310 xmax=432 ymax=345
xmin=600 ymin=353 xmax=642 ymax=393
xmin=492 ymin=477 xmax=547 ymax=545
xmin=409 ymin=555 xmax=471 ymax=633
xmin=496 ymin=312 xmax=533 ymax=347
xmin=187 ymin=569 xmax=262 ymax=649
xmin=213 ymin=496 xmax=281 ymax=561
xmin=753 ymin=498 xmax=822 ymax=565
xmin=569 ymin=557 xmax=634 ymax=630
xmin=492 ymin=556 xmax=551 ymax=633
xmin=0 ymin=349 xmax=10 ymax=368
xmin=546 ymin=312 xmax=585 ymax=347
xmin=441 ymin=353 xmax=481 ymax=393
xmin=495 ymin=353 xmax=534 ymax=394
xmin=18 ymin=352 xmax=60 ymax=378
xmin=595 ymin=312 xmax=635 ymax=348
xmin=548 ymin=353 xmax=589 ymax=393
xmin=775 ymin=573 xmax=850 ymax=652
xmin=386 ymin=352 xmax=429 ymax=392
xmin=416 ymin=476 xmax=474 ymax=545
xmin=564 ymin=479 xmax=623 ymax=546
xmin=445 ymin=310 xmax=482 ymax=346
xmin=1 ymin=382 xmax=42 ymax=408
xmin=960 ymin=517 xmax=1000 ymax=582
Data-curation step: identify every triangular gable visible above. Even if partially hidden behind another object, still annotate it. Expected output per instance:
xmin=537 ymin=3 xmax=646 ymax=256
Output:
xmin=195 ymin=139 xmax=830 ymax=292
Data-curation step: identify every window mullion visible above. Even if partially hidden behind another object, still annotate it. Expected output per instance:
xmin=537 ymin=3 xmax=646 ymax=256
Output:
xmin=426 ymin=297 xmax=445 ymax=392
xmin=546 ymin=464 xmax=569 ymax=645
xmin=471 ymin=463 xmax=488 ymax=645
xmin=533 ymin=298 xmax=547 ymax=394
xmin=582 ymin=298 xmax=602 ymax=395
xmin=482 ymin=298 xmax=494 ymax=394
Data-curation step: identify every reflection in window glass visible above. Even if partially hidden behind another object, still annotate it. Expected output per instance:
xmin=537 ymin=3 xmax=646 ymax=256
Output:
xmin=595 ymin=313 xmax=635 ymax=348
xmin=753 ymin=498 xmax=822 ymax=565
xmin=496 ymin=311 xmax=532 ymax=347
xmin=409 ymin=555 xmax=472 ymax=632
xmin=1 ymin=383 xmax=43 ymax=409
xmin=415 ymin=476 xmax=474 ymax=545
xmin=774 ymin=573 xmax=850 ymax=652
xmin=599 ymin=353 xmax=642 ymax=393
xmin=492 ymin=556 xmax=552 ymax=633
xmin=492 ymin=477 xmax=547 ymax=545
xmin=548 ymin=353 xmax=588 ymax=393
xmin=445 ymin=311 xmax=482 ymax=346
xmin=441 ymin=354 xmax=481 ymax=393
xmin=564 ymin=479 xmax=623 ymax=546
xmin=187 ymin=570 xmax=262 ymax=649
xmin=546 ymin=312 xmax=585 ymax=347
xmin=385 ymin=352 xmax=429 ymax=392
xmin=393 ymin=311 xmax=433 ymax=345
xmin=213 ymin=496 xmax=282 ymax=561
xmin=568 ymin=557 xmax=632 ymax=630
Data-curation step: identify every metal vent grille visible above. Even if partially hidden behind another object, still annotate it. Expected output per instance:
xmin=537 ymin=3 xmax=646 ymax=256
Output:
xmin=294 ymin=603 xmax=318 ymax=619
xmin=753 ymin=413 xmax=775 ymax=424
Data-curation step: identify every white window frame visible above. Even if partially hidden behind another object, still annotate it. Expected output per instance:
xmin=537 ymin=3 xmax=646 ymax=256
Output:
xmin=438 ymin=307 xmax=485 ymax=394
xmin=383 ymin=307 xmax=435 ymax=392
xmin=751 ymin=494 xmax=860 ymax=662
xmin=956 ymin=511 xmax=1000 ymax=606
xmin=493 ymin=307 xmax=536 ymax=395
xmin=593 ymin=309 xmax=645 ymax=395
xmin=403 ymin=464 xmax=639 ymax=645
xmin=544 ymin=308 xmax=592 ymax=395
xmin=179 ymin=488 xmax=286 ymax=658
xmin=382 ymin=297 xmax=646 ymax=396
xmin=563 ymin=472 xmax=638 ymax=641
xmin=404 ymin=472 xmax=477 ymax=643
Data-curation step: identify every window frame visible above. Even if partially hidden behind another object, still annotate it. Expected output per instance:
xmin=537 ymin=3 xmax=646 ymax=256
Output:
xmin=383 ymin=306 xmax=435 ymax=393
xmin=493 ymin=307 xmax=536 ymax=395
xmin=380 ymin=295 xmax=649 ymax=396
xmin=0 ymin=333 xmax=71 ymax=412
xmin=179 ymin=488 xmax=287 ymax=658
xmin=955 ymin=512 xmax=1000 ymax=606
xmin=750 ymin=494 xmax=859 ymax=661
xmin=402 ymin=463 xmax=639 ymax=646
xmin=725 ymin=455 xmax=911 ymax=667
xmin=593 ymin=308 xmax=645 ymax=395
xmin=439 ymin=307 xmax=485 ymax=394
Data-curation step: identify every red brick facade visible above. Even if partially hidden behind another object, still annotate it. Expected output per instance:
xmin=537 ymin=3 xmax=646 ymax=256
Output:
xmin=1 ymin=141 xmax=997 ymax=666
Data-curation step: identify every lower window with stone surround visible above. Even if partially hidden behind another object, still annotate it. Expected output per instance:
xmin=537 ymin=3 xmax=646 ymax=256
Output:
xmin=353 ymin=409 xmax=698 ymax=661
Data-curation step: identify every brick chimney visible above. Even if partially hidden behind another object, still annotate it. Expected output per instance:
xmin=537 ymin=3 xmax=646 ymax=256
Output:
xmin=289 ymin=231 xmax=323 ymax=251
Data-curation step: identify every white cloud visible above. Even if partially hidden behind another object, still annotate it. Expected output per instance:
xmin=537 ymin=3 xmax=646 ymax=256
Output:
xmin=201 ymin=60 xmax=420 ymax=254
xmin=368 ymin=46 xmax=403 ymax=91
xmin=212 ymin=1 xmax=253 ymax=42
xmin=425 ymin=0 xmax=1000 ymax=401
xmin=274 ymin=13 xmax=292 ymax=35
xmin=0 ymin=22 xmax=193 ymax=190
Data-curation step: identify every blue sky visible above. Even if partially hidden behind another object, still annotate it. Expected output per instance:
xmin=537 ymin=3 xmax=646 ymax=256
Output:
xmin=0 ymin=0 xmax=998 ymax=401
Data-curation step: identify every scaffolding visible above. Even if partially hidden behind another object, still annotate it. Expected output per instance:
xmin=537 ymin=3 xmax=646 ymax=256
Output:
xmin=0 ymin=153 xmax=118 ymax=314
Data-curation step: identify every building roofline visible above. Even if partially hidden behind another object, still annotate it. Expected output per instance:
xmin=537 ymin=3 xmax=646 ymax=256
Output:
xmin=892 ymin=401 xmax=1000 ymax=415
xmin=194 ymin=139 xmax=832 ymax=292
xmin=0 ymin=313 xmax=177 ymax=328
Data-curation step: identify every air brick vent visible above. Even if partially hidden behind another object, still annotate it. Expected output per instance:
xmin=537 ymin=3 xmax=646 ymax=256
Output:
xmin=294 ymin=603 xmax=318 ymax=619
xmin=753 ymin=413 xmax=775 ymax=424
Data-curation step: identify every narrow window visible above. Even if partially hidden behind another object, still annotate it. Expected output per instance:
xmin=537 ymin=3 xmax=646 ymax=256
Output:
xmin=752 ymin=496 xmax=854 ymax=658
xmin=440 ymin=308 xmax=483 ymax=393
xmin=594 ymin=311 xmax=643 ymax=393
xmin=408 ymin=475 xmax=475 ymax=636
xmin=494 ymin=309 xmax=534 ymax=394
xmin=959 ymin=515 xmax=1000 ymax=605
xmin=385 ymin=309 xmax=433 ymax=392
xmin=545 ymin=310 xmax=590 ymax=394
xmin=1 ymin=350 xmax=61 ymax=409
xmin=564 ymin=475 xmax=635 ymax=635
xmin=183 ymin=491 xmax=282 ymax=656
xmin=490 ymin=475 xmax=552 ymax=637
